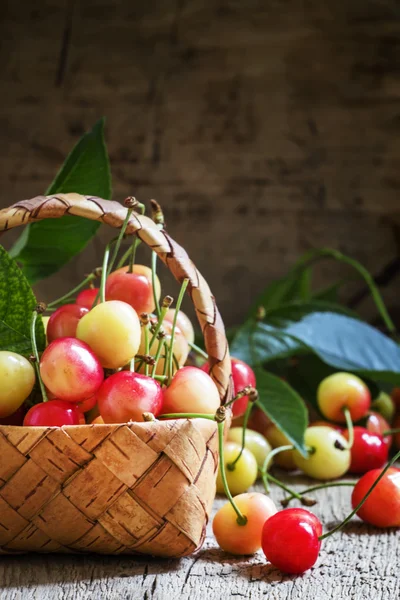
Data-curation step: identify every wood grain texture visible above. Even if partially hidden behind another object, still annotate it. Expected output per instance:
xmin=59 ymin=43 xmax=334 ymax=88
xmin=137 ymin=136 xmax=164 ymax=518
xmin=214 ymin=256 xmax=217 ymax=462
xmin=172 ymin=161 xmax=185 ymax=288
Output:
xmin=1 ymin=0 xmax=400 ymax=326
xmin=0 ymin=475 xmax=399 ymax=599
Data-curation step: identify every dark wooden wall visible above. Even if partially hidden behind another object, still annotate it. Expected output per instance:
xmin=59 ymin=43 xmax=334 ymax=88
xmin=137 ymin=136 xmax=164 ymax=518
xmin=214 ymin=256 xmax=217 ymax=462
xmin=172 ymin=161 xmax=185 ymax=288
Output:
xmin=1 ymin=0 xmax=400 ymax=326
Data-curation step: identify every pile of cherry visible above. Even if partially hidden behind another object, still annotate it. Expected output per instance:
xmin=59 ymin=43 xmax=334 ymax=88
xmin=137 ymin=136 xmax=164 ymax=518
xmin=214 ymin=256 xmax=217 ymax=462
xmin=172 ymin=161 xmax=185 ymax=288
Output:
xmin=0 ymin=249 xmax=400 ymax=576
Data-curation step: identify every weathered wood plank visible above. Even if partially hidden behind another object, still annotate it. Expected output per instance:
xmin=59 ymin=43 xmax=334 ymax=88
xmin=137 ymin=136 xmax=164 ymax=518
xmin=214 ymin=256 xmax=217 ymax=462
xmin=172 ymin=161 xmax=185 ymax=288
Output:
xmin=0 ymin=476 xmax=398 ymax=599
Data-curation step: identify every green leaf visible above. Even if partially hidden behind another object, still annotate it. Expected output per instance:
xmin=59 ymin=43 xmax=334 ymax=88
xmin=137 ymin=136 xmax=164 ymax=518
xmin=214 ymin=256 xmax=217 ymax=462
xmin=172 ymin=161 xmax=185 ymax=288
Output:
xmin=10 ymin=118 xmax=112 ymax=283
xmin=254 ymin=368 xmax=308 ymax=455
xmin=0 ymin=245 xmax=45 ymax=356
xmin=231 ymin=301 xmax=357 ymax=365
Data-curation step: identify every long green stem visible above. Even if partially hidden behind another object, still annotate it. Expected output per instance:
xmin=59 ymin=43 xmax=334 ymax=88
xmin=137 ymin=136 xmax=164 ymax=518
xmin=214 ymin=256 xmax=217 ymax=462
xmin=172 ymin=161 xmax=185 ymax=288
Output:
xmin=261 ymin=445 xmax=294 ymax=475
xmin=188 ymin=341 xmax=208 ymax=360
xmin=151 ymin=252 xmax=161 ymax=318
xmin=319 ymin=450 xmax=400 ymax=541
xmin=107 ymin=208 xmax=133 ymax=275
xmin=228 ymin=402 xmax=252 ymax=470
xmin=151 ymin=337 xmax=165 ymax=378
xmin=265 ymin=472 xmax=303 ymax=500
xmin=283 ymin=482 xmax=356 ymax=507
xmin=30 ymin=310 xmax=48 ymax=402
xmin=158 ymin=413 xmax=216 ymax=420
xmin=383 ymin=428 xmax=400 ymax=436
xmin=343 ymin=407 xmax=354 ymax=449
xmin=47 ymin=273 xmax=96 ymax=308
xmin=143 ymin=323 xmax=150 ymax=377
xmin=168 ymin=279 xmax=189 ymax=383
xmin=116 ymin=240 xmax=141 ymax=270
xmin=217 ymin=421 xmax=247 ymax=525
xmin=99 ymin=244 xmax=111 ymax=303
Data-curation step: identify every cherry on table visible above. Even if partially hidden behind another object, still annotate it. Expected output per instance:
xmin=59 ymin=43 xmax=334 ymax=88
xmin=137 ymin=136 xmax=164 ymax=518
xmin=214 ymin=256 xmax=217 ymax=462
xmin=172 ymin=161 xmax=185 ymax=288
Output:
xmin=351 ymin=467 xmax=400 ymax=527
xmin=23 ymin=399 xmax=83 ymax=427
xmin=317 ymin=372 xmax=371 ymax=423
xmin=294 ymin=426 xmax=350 ymax=480
xmin=264 ymin=423 xmax=297 ymax=471
xmin=261 ymin=508 xmax=322 ymax=574
xmin=97 ymin=371 xmax=163 ymax=423
xmin=343 ymin=426 xmax=388 ymax=474
xmin=213 ymin=492 xmax=277 ymax=555
xmin=216 ymin=441 xmax=258 ymax=496
xmin=227 ymin=427 xmax=272 ymax=470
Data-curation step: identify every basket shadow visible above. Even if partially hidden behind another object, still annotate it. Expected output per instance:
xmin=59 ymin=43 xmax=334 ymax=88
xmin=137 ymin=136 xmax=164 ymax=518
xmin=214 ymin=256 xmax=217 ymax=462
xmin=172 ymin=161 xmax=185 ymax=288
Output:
xmin=0 ymin=552 xmax=183 ymax=587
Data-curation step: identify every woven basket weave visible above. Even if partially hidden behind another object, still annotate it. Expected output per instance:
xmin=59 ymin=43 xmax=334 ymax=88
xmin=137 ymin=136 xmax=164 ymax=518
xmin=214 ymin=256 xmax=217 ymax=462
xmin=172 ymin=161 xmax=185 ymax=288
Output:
xmin=0 ymin=194 xmax=233 ymax=557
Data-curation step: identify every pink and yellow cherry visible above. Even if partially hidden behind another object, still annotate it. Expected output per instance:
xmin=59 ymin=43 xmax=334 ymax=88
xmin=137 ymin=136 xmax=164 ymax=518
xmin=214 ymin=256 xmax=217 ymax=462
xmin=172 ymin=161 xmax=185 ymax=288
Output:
xmin=294 ymin=426 xmax=350 ymax=480
xmin=105 ymin=265 xmax=161 ymax=315
xmin=364 ymin=411 xmax=392 ymax=448
xmin=352 ymin=467 xmax=400 ymax=527
xmin=371 ymin=391 xmax=395 ymax=423
xmin=91 ymin=415 xmax=105 ymax=424
xmin=23 ymin=399 xmax=83 ymax=427
xmin=76 ymin=300 xmax=141 ymax=369
xmin=40 ymin=338 xmax=104 ymax=403
xmin=97 ymin=371 xmax=163 ymax=423
xmin=202 ymin=358 xmax=256 ymax=418
xmin=264 ymin=424 xmax=297 ymax=471
xmin=213 ymin=492 xmax=277 ymax=555
xmin=138 ymin=320 xmax=189 ymax=376
xmin=343 ymin=427 xmax=388 ymax=474
xmin=76 ymin=288 xmax=100 ymax=309
xmin=164 ymin=309 xmax=195 ymax=345
xmin=261 ymin=508 xmax=322 ymax=574
xmin=46 ymin=304 xmax=89 ymax=343
xmin=317 ymin=372 xmax=371 ymax=423
xmin=216 ymin=441 xmax=258 ymax=496
xmin=227 ymin=427 xmax=272 ymax=470
xmin=0 ymin=351 xmax=36 ymax=418
xmin=161 ymin=366 xmax=220 ymax=416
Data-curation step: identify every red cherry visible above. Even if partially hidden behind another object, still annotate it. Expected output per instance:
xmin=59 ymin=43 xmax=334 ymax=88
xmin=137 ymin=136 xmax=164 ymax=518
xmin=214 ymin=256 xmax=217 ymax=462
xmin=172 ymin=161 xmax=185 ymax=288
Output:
xmin=47 ymin=304 xmax=89 ymax=343
xmin=105 ymin=270 xmax=153 ymax=315
xmin=77 ymin=394 xmax=97 ymax=414
xmin=202 ymin=358 xmax=256 ymax=418
xmin=23 ymin=400 xmax=82 ymax=427
xmin=343 ymin=427 xmax=388 ymax=474
xmin=393 ymin=414 xmax=400 ymax=450
xmin=0 ymin=404 xmax=27 ymax=426
xmin=351 ymin=467 xmax=400 ymax=527
xmin=363 ymin=411 xmax=392 ymax=447
xmin=40 ymin=338 xmax=104 ymax=403
xmin=261 ymin=508 xmax=322 ymax=574
xmin=76 ymin=288 xmax=100 ymax=309
xmin=97 ymin=371 xmax=163 ymax=424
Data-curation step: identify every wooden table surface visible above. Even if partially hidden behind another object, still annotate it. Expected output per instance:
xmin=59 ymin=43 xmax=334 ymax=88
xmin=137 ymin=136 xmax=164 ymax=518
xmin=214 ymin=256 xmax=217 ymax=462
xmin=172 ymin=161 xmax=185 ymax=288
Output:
xmin=1 ymin=474 xmax=398 ymax=600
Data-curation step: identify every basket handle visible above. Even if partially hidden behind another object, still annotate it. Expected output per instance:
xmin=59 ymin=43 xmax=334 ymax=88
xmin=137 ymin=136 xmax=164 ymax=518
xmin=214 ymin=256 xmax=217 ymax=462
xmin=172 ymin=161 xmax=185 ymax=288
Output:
xmin=0 ymin=194 xmax=233 ymax=404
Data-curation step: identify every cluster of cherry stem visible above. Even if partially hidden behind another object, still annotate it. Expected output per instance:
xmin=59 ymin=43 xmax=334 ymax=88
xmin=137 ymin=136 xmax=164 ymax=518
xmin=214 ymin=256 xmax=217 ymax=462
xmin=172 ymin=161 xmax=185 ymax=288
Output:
xmin=30 ymin=197 xmax=400 ymax=545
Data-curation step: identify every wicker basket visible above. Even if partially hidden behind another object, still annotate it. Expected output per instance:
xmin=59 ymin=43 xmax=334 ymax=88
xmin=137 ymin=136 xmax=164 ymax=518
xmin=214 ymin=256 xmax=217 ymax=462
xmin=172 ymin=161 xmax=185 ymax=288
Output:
xmin=0 ymin=194 xmax=232 ymax=557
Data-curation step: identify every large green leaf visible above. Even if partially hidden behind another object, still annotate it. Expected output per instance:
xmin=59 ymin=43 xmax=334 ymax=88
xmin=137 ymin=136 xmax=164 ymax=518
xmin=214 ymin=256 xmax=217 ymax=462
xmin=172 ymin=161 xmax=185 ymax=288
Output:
xmin=10 ymin=118 xmax=112 ymax=283
xmin=254 ymin=368 xmax=308 ymax=455
xmin=232 ymin=305 xmax=400 ymax=385
xmin=231 ymin=301 xmax=356 ymax=365
xmin=0 ymin=245 xmax=45 ymax=356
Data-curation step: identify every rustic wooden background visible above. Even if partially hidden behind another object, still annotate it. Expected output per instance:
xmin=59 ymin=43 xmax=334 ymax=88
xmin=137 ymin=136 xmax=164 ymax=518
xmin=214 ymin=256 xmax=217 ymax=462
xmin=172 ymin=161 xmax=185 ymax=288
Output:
xmin=1 ymin=0 xmax=400 ymax=326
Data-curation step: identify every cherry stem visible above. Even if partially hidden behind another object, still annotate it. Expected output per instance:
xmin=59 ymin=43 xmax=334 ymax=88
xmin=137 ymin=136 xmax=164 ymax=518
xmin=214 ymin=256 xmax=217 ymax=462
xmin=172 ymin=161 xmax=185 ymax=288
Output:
xmin=158 ymin=413 xmax=216 ymax=421
xmin=151 ymin=337 xmax=165 ymax=378
xmin=282 ymin=481 xmax=356 ymax=507
xmin=99 ymin=244 xmax=111 ymax=304
xmin=261 ymin=444 xmax=294 ymax=475
xmin=343 ymin=407 xmax=354 ymax=449
xmin=116 ymin=239 xmax=142 ymax=271
xmin=224 ymin=386 xmax=255 ymax=409
xmin=227 ymin=402 xmax=252 ymax=471
xmin=47 ymin=273 xmax=97 ymax=309
xmin=383 ymin=428 xmax=400 ymax=436
xmin=151 ymin=252 xmax=161 ymax=318
xmin=30 ymin=310 xmax=48 ymax=403
xmin=217 ymin=421 xmax=248 ymax=526
xmin=264 ymin=472 xmax=304 ymax=501
xmin=168 ymin=279 xmax=189 ymax=383
xmin=107 ymin=208 xmax=134 ymax=276
xmin=318 ymin=449 xmax=400 ymax=541
xmin=187 ymin=341 xmax=208 ymax=360
xmin=143 ymin=323 xmax=150 ymax=377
